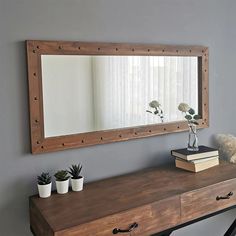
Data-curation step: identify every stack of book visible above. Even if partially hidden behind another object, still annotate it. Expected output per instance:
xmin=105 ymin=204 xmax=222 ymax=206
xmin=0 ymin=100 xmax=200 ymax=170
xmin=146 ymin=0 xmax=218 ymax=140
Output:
xmin=171 ymin=146 xmax=219 ymax=172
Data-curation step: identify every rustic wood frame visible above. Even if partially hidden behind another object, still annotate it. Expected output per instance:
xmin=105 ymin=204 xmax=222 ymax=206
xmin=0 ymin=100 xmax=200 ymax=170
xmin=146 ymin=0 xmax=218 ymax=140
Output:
xmin=26 ymin=40 xmax=209 ymax=154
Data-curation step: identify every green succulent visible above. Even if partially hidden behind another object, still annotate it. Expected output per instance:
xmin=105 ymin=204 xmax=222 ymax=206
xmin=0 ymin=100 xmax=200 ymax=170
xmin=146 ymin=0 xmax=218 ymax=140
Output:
xmin=37 ymin=172 xmax=51 ymax=185
xmin=68 ymin=164 xmax=83 ymax=179
xmin=54 ymin=170 xmax=70 ymax=181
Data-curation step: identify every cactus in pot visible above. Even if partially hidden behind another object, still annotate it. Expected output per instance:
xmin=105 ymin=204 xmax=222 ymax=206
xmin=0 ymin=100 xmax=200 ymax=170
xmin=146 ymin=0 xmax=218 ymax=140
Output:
xmin=54 ymin=170 xmax=70 ymax=194
xmin=68 ymin=164 xmax=84 ymax=192
xmin=37 ymin=172 xmax=52 ymax=198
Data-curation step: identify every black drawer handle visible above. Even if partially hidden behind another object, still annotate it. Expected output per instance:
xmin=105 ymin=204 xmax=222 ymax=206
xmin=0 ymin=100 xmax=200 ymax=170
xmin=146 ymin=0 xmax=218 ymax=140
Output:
xmin=113 ymin=222 xmax=138 ymax=234
xmin=216 ymin=192 xmax=233 ymax=201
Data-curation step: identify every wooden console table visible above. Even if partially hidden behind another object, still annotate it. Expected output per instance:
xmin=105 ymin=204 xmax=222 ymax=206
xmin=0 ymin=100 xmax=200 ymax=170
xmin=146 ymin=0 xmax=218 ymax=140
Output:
xmin=30 ymin=163 xmax=236 ymax=236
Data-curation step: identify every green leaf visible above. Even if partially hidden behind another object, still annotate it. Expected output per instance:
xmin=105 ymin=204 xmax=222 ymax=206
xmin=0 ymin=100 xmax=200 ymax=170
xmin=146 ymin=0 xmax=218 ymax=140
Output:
xmin=185 ymin=115 xmax=192 ymax=120
xmin=188 ymin=108 xmax=195 ymax=115
xmin=68 ymin=164 xmax=82 ymax=179
xmin=193 ymin=114 xmax=201 ymax=120
xmin=37 ymin=172 xmax=51 ymax=185
xmin=54 ymin=170 xmax=69 ymax=181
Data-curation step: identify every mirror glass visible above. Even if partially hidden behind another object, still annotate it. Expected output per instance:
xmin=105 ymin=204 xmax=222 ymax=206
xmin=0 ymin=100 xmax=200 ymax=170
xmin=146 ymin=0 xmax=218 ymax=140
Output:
xmin=41 ymin=55 xmax=198 ymax=138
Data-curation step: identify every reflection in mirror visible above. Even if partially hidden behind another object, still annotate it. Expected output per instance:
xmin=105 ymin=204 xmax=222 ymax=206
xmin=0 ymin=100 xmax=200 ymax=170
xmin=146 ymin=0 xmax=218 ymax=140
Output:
xmin=41 ymin=55 xmax=198 ymax=138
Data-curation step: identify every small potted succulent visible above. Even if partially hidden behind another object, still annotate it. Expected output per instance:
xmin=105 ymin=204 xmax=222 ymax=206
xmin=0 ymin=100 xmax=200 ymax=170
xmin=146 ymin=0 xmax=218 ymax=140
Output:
xmin=68 ymin=164 xmax=84 ymax=192
xmin=37 ymin=172 xmax=52 ymax=198
xmin=54 ymin=170 xmax=70 ymax=194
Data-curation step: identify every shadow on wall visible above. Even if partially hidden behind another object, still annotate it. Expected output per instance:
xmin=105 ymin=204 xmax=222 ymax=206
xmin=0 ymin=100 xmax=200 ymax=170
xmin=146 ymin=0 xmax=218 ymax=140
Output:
xmin=17 ymin=41 xmax=31 ymax=155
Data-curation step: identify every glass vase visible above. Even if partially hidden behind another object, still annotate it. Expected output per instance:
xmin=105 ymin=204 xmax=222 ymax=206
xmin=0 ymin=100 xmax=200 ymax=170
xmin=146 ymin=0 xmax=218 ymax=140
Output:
xmin=187 ymin=123 xmax=199 ymax=151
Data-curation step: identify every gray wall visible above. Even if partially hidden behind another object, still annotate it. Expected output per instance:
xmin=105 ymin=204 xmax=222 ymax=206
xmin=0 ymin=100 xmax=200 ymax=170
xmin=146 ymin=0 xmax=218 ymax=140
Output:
xmin=0 ymin=0 xmax=236 ymax=235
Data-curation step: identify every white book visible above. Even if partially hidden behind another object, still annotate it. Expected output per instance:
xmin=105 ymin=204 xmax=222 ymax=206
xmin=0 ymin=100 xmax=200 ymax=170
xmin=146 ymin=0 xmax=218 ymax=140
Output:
xmin=175 ymin=156 xmax=219 ymax=173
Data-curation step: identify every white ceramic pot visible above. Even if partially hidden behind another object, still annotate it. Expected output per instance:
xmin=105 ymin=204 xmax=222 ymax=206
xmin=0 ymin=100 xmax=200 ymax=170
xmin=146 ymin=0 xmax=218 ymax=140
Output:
xmin=37 ymin=183 xmax=52 ymax=198
xmin=56 ymin=179 xmax=69 ymax=194
xmin=71 ymin=177 xmax=84 ymax=192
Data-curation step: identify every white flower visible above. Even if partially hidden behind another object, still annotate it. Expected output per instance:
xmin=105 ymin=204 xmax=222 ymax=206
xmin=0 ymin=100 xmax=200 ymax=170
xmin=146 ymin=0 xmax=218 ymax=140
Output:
xmin=178 ymin=103 xmax=190 ymax=112
xmin=149 ymin=100 xmax=160 ymax=108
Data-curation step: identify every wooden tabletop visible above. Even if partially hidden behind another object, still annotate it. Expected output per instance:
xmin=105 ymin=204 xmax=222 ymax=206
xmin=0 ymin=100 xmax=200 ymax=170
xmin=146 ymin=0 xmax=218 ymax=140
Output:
xmin=30 ymin=162 xmax=236 ymax=232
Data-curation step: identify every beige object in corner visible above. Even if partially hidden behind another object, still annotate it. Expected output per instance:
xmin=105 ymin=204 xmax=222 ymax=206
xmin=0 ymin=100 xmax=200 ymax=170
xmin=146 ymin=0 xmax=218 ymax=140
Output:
xmin=215 ymin=134 xmax=236 ymax=163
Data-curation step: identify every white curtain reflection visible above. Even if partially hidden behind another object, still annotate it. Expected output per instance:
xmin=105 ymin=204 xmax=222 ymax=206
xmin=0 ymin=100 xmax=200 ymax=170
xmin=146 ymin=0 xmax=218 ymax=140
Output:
xmin=92 ymin=56 xmax=198 ymax=130
xmin=42 ymin=55 xmax=198 ymax=137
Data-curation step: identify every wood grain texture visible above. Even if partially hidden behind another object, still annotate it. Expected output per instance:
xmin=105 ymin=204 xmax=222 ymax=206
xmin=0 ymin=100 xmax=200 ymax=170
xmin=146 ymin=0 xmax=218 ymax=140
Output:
xmin=181 ymin=178 xmax=236 ymax=222
xmin=56 ymin=197 xmax=180 ymax=236
xmin=26 ymin=40 xmax=209 ymax=154
xmin=30 ymin=163 xmax=236 ymax=236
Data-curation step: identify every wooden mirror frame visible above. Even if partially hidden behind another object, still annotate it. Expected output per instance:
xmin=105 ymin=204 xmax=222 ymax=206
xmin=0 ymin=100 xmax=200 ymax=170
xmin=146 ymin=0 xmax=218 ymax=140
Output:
xmin=26 ymin=40 xmax=209 ymax=154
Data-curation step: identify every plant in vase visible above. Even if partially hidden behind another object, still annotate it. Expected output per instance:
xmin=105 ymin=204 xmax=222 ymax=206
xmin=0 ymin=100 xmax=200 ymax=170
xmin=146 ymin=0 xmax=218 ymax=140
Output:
xmin=146 ymin=100 xmax=164 ymax=122
xmin=37 ymin=172 xmax=52 ymax=198
xmin=68 ymin=164 xmax=84 ymax=192
xmin=54 ymin=170 xmax=70 ymax=194
xmin=178 ymin=103 xmax=201 ymax=151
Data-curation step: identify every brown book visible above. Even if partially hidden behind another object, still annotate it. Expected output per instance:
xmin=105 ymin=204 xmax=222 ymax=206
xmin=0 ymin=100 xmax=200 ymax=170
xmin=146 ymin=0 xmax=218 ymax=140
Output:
xmin=175 ymin=156 xmax=219 ymax=172
xmin=171 ymin=146 xmax=219 ymax=161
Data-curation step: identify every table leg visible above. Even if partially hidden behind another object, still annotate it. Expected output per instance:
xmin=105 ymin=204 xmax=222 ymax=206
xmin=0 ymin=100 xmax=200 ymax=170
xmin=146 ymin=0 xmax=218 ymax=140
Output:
xmin=224 ymin=218 xmax=236 ymax=236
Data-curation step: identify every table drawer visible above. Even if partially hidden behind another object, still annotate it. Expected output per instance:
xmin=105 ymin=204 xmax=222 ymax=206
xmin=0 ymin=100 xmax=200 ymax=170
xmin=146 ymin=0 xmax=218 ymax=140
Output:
xmin=181 ymin=179 xmax=236 ymax=222
xmin=56 ymin=197 xmax=180 ymax=236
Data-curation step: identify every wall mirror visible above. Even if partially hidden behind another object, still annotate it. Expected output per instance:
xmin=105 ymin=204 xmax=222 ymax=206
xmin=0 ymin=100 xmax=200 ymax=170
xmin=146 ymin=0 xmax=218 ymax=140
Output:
xmin=26 ymin=41 xmax=209 ymax=154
